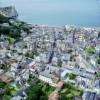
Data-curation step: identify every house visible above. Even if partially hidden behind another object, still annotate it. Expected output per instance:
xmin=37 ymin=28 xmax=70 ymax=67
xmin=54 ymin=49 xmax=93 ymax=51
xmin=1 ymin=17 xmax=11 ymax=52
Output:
xmin=76 ymin=76 xmax=91 ymax=89
xmin=11 ymin=96 xmax=22 ymax=100
xmin=95 ymin=45 xmax=100 ymax=54
xmin=11 ymin=90 xmax=27 ymax=100
xmin=57 ymin=81 xmax=64 ymax=90
xmin=90 ymin=56 xmax=96 ymax=67
xmin=39 ymin=73 xmax=58 ymax=87
xmin=5 ymin=72 xmax=15 ymax=79
xmin=74 ymin=96 xmax=82 ymax=100
xmin=25 ymin=58 xmax=35 ymax=67
xmin=0 ymin=41 xmax=9 ymax=49
xmin=61 ymin=54 xmax=70 ymax=62
xmin=52 ymin=57 xmax=58 ymax=66
xmin=39 ymin=66 xmax=59 ymax=87
xmin=61 ymin=69 xmax=68 ymax=80
xmin=0 ymin=75 xmax=14 ymax=83
xmin=83 ymin=91 xmax=100 ymax=100
xmin=21 ymin=69 xmax=29 ymax=81
xmin=49 ymin=92 xmax=60 ymax=100
xmin=94 ymin=80 xmax=100 ymax=89
xmin=11 ymin=63 xmax=19 ymax=71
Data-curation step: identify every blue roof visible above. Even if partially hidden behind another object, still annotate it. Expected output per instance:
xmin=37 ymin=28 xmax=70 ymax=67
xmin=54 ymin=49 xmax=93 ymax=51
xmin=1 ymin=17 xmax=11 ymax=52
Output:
xmin=85 ymin=92 xmax=100 ymax=100
xmin=25 ymin=58 xmax=33 ymax=64
xmin=85 ymin=92 xmax=91 ymax=100
xmin=95 ymin=80 xmax=100 ymax=88
xmin=89 ymin=93 xmax=96 ymax=100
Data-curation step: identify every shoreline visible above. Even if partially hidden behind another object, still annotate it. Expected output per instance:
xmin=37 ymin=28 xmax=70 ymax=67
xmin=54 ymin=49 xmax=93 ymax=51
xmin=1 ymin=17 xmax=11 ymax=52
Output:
xmin=21 ymin=21 xmax=100 ymax=29
xmin=26 ymin=22 xmax=100 ymax=30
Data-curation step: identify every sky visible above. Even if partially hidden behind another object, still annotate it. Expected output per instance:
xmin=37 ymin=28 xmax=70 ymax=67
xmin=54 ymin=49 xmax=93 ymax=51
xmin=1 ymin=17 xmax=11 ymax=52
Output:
xmin=0 ymin=0 xmax=100 ymax=26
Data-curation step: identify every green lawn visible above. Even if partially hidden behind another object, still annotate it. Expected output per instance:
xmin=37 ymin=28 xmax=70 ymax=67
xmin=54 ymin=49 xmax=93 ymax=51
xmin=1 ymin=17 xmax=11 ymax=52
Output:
xmin=7 ymin=37 xmax=15 ymax=44
xmin=61 ymin=82 xmax=83 ymax=100
xmin=68 ymin=73 xmax=77 ymax=80
xmin=86 ymin=47 xmax=95 ymax=55
xmin=0 ymin=82 xmax=20 ymax=100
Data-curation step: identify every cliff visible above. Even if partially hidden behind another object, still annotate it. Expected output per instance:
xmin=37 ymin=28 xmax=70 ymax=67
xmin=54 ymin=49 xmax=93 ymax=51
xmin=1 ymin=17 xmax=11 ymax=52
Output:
xmin=0 ymin=6 xmax=18 ymax=22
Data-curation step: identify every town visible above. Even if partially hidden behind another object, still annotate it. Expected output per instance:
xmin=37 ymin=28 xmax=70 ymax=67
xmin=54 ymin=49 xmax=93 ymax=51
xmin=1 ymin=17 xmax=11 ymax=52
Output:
xmin=0 ymin=6 xmax=100 ymax=100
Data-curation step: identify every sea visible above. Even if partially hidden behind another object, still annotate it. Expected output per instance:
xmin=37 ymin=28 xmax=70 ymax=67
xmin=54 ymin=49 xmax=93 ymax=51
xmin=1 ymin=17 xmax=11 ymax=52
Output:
xmin=0 ymin=0 xmax=100 ymax=27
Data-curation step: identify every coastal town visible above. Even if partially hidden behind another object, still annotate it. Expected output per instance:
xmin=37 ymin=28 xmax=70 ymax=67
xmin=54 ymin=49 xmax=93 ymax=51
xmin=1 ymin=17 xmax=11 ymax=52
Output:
xmin=0 ymin=6 xmax=100 ymax=100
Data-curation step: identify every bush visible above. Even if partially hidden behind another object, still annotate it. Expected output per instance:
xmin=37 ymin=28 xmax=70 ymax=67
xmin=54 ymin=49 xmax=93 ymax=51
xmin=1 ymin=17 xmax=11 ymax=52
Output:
xmin=61 ymin=82 xmax=83 ymax=100
xmin=86 ymin=47 xmax=95 ymax=55
xmin=24 ymin=52 xmax=34 ymax=59
xmin=26 ymin=81 xmax=55 ymax=100
xmin=7 ymin=37 xmax=15 ymax=44
xmin=69 ymin=73 xmax=77 ymax=80
xmin=97 ymin=57 xmax=100 ymax=64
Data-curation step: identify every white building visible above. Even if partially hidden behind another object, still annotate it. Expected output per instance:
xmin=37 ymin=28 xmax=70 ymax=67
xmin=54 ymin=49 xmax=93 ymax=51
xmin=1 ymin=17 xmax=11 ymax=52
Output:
xmin=39 ymin=75 xmax=57 ymax=87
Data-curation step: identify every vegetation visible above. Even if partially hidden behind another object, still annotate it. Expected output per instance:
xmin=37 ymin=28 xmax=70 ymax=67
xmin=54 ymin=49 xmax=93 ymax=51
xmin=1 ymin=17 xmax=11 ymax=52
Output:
xmin=97 ymin=57 xmax=100 ymax=65
xmin=0 ymin=82 xmax=7 ymax=88
xmin=0 ymin=64 xmax=11 ymax=72
xmin=7 ymin=37 xmax=15 ymax=44
xmin=67 ymin=49 xmax=73 ymax=53
xmin=0 ymin=26 xmax=21 ymax=39
xmin=23 ymin=45 xmax=28 ymax=49
xmin=68 ymin=73 xmax=77 ymax=80
xmin=70 ymin=55 xmax=75 ymax=61
xmin=24 ymin=50 xmax=39 ymax=59
xmin=57 ymin=58 xmax=62 ymax=67
xmin=24 ymin=51 xmax=34 ymax=59
xmin=0 ymin=20 xmax=32 ymax=42
xmin=0 ymin=82 xmax=20 ymax=99
xmin=61 ymin=82 xmax=83 ymax=100
xmin=18 ymin=52 xmax=23 ymax=55
xmin=86 ymin=47 xmax=95 ymax=55
xmin=27 ymin=81 xmax=55 ymax=100
xmin=96 ymin=74 xmax=100 ymax=77
xmin=13 ymin=21 xmax=31 ymax=31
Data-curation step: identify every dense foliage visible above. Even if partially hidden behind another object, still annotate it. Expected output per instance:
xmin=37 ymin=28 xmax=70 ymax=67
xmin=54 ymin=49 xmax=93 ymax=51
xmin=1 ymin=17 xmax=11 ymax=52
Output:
xmin=27 ymin=81 xmax=55 ymax=100
xmin=68 ymin=73 xmax=77 ymax=80
xmin=0 ymin=82 xmax=20 ymax=99
xmin=86 ymin=47 xmax=95 ymax=55
xmin=61 ymin=82 xmax=83 ymax=100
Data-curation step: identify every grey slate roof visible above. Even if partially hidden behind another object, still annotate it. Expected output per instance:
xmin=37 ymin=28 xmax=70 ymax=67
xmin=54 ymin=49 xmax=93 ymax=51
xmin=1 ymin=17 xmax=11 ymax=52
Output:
xmin=95 ymin=80 xmax=100 ymax=89
xmin=85 ymin=92 xmax=100 ymax=100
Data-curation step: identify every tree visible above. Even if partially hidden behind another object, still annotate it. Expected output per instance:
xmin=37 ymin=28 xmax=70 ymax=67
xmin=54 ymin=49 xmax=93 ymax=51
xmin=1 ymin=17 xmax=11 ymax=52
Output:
xmin=57 ymin=58 xmax=62 ymax=67
xmin=61 ymin=82 xmax=83 ymax=100
xmin=7 ymin=37 xmax=15 ymax=44
xmin=26 ymin=81 xmax=55 ymax=100
xmin=86 ymin=47 xmax=95 ymax=55
xmin=69 ymin=73 xmax=77 ymax=80
xmin=97 ymin=57 xmax=100 ymax=64
xmin=24 ymin=51 xmax=34 ymax=59
xmin=27 ymin=85 xmax=43 ymax=100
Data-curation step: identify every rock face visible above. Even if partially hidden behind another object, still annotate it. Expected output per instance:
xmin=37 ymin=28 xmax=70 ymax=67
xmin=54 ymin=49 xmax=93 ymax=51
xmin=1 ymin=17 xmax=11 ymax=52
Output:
xmin=0 ymin=6 xmax=18 ymax=21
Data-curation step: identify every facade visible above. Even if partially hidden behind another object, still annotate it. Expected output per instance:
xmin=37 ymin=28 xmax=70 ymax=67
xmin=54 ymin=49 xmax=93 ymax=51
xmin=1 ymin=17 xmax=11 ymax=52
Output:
xmin=39 ymin=74 xmax=58 ymax=87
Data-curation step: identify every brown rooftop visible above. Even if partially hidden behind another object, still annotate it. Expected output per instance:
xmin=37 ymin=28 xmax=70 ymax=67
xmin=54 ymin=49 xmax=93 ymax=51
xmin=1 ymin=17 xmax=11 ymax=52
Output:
xmin=49 ymin=92 xmax=60 ymax=100
xmin=0 ymin=75 xmax=14 ymax=83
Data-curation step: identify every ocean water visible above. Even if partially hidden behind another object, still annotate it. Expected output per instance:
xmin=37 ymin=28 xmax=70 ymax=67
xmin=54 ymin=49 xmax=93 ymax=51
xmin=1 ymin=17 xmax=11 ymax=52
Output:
xmin=0 ymin=0 xmax=100 ymax=27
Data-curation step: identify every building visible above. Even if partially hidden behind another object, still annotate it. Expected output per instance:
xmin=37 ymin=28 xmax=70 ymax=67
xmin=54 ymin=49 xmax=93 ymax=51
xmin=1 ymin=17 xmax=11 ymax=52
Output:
xmin=61 ymin=69 xmax=68 ymax=80
xmin=0 ymin=75 xmax=14 ymax=83
xmin=39 ymin=73 xmax=58 ymax=87
xmin=25 ymin=58 xmax=35 ymax=67
xmin=83 ymin=91 xmax=100 ymax=100
xmin=49 ymin=92 xmax=60 ymax=100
